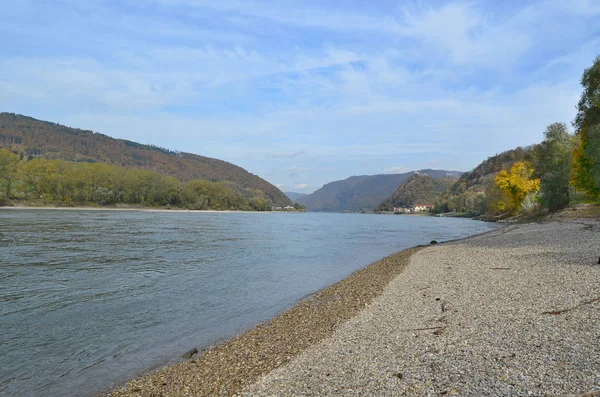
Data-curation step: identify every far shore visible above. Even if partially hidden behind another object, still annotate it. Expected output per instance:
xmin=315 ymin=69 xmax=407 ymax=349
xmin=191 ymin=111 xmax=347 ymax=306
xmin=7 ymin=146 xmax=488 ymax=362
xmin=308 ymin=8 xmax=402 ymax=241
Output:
xmin=0 ymin=205 xmax=283 ymax=214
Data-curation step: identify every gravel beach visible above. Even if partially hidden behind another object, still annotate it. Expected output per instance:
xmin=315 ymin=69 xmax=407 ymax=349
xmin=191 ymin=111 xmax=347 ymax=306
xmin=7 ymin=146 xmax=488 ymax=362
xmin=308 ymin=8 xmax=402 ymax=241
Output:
xmin=246 ymin=219 xmax=600 ymax=396
xmin=105 ymin=246 xmax=421 ymax=397
xmin=106 ymin=218 xmax=600 ymax=397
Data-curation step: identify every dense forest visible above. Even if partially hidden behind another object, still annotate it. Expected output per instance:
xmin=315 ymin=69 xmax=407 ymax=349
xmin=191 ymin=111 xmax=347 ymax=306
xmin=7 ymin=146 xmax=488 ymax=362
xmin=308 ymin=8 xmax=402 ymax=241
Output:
xmin=0 ymin=152 xmax=291 ymax=211
xmin=376 ymin=174 xmax=457 ymax=211
xmin=0 ymin=113 xmax=291 ymax=206
xmin=434 ymin=55 xmax=600 ymax=217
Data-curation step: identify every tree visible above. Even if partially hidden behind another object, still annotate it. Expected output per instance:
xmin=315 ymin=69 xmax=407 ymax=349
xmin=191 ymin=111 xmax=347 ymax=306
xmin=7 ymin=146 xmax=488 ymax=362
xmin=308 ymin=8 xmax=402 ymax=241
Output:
xmin=182 ymin=179 xmax=235 ymax=210
xmin=484 ymin=179 xmax=511 ymax=214
xmin=574 ymin=55 xmax=600 ymax=131
xmin=0 ymin=149 xmax=20 ymax=198
xmin=495 ymin=162 xmax=540 ymax=213
xmin=572 ymin=55 xmax=600 ymax=199
xmin=19 ymin=158 xmax=56 ymax=198
xmin=572 ymin=123 xmax=600 ymax=198
xmin=0 ymin=150 xmax=268 ymax=210
xmin=528 ymin=123 xmax=576 ymax=211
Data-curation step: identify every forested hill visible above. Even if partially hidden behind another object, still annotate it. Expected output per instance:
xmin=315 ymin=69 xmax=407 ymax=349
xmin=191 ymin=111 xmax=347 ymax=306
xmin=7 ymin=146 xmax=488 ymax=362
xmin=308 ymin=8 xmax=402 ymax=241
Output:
xmin=0 ymin=113 xmax=290 ymax=205
xmin=376 ymin=174 xmax=458 ymax=211
xmin=296 ymin=169 xmax=463 ymax=212
xmin=436 ymin=147 xmax=528 ymax=213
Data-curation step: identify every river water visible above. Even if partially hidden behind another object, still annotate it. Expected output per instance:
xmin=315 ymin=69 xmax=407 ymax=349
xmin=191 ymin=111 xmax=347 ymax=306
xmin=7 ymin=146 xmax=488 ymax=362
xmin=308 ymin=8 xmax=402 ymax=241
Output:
xmin=0 ymin=209 xmax=496 ymax=396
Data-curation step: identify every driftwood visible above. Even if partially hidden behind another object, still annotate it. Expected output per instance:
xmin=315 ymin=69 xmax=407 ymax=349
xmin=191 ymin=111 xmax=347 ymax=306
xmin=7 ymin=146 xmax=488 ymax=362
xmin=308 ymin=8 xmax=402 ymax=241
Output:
xmin=543 ymin=295 xmax=600 ymax=315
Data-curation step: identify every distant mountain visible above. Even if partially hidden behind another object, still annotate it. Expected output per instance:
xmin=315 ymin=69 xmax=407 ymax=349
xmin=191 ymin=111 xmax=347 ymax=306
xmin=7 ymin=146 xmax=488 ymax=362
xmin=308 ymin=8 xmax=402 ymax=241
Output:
xmin=0 ymin=113 xmax=290 ymax=205
xmin=376 ymin=174 xmax=458 ymax=211
xmin=285 ymin=192 xmax=308 ymax=202
xmin=296 ymin=169 xmax=463 ymax=212
xmin=437 ymin=147 xmax=528 ymax=214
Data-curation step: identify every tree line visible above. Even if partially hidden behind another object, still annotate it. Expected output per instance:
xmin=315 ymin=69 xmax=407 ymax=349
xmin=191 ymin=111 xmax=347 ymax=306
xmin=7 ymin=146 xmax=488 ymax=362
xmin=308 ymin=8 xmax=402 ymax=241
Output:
xmin=495 ymin=56 xmax=600 ymax=214
xmin=436 ymin=56 xmax=600 ymax=217
xmin=0 ymin=112 xmax=291 ymax=205
xmin=0 ymin=154 xmax=277 ymax=211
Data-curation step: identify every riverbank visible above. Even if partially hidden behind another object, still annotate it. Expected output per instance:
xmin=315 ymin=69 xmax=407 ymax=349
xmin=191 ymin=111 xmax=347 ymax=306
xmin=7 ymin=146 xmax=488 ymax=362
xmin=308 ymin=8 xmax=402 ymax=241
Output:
xmin=245 ymin=219 xmax=600 ymax=396
xmin=105 ymin=247 xmax=423 ymax=396
xmin=4 ymin=212 xmax=489 ymax=397
xmin=0 ymin=205 xmax=272 ymax=214
xmin=105 ymin=217 xmax=600 ymax=397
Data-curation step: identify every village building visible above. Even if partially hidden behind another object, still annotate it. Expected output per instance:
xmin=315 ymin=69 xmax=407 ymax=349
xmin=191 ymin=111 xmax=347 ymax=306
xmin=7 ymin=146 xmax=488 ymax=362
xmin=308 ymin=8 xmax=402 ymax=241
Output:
xmin=412 ymin=204 xmax=433 ymax=212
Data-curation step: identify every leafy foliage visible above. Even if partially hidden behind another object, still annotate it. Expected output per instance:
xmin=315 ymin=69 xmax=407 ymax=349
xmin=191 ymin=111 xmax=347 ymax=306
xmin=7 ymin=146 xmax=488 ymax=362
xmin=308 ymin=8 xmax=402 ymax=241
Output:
xmin=572 ymin=123 xmax=600 ymax=199
xmin=572 ymin=56 xmax=600 ymax=200
xmin=494 ymin=162 xmax=540 ymax=213
xmin=0 ymin=113 xmax=290 ymax=205
xmin=426 ymin=57 xmax=600 ymax=216
xmin=574 ymin=55 xmax=600 ymax=131
xmin=528 ymin=123 xmax=577 ymax=211
xmin=0 ymin=149 xmax=20 ymax=198
xmin=0 ymin=149 xmax=274 ymax=210
xmin=435 ymin=148 xmax=527 ymax=215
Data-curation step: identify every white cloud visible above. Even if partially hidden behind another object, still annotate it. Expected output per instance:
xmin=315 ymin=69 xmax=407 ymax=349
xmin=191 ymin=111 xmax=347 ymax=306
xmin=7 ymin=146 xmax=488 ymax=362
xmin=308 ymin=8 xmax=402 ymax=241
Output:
xmin=154 ymin=0 xmax=402 ymax=33
xmin=266 ymin=150 xmax=305 ymax=158
xmin=0 ymin=57 xmax=194 ymax=111
xmin=294 ymin=184 xmax=309 ymax=189
xmin=397 ymin=2 xmax=532 ymax=67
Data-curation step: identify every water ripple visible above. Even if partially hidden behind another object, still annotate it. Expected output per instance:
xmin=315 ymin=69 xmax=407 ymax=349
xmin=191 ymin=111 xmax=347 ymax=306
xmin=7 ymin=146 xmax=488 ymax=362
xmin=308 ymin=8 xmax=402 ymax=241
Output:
xmin=0 ymin=210 xmax=496 ymax=397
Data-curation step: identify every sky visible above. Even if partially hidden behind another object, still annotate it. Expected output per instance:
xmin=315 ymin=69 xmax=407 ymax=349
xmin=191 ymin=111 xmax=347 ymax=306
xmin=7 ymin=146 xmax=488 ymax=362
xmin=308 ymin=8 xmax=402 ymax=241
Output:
xmin=1 ymin=1 xmax=599 ymax=194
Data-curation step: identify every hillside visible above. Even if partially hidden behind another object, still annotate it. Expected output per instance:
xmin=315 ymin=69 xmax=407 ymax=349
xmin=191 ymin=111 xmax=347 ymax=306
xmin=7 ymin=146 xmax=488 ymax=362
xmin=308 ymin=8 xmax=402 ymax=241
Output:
xmin=0 ymin=113 xmax=290 ymax=205
xmin=296 ymin=169 xmax=463 ymax=212
xmin=376 ymin=174 xmax=458 ymax=211
xmin=285 ymin=192 xmax=307 ymax=202
xmin=436 ymin=147 xmax=528 ymax=214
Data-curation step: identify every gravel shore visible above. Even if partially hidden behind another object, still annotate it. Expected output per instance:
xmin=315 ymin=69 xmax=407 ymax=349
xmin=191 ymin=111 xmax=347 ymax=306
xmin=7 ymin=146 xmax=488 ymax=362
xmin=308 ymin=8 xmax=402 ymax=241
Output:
xmin=105 ymin=246 xmax=421 ymax=396
xmin=106 ymin=219 xmax=600 ymax=397
xmin=245 ymin=219 xmax=600 ymax=396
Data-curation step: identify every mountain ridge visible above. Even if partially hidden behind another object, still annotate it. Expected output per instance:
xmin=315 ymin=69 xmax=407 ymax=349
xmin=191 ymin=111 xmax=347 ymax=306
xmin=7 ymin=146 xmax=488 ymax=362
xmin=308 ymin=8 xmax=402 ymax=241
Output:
xmin=296 ymin=169 xmax=463 ymax=212
xmin=285 ymin=192 xmax=308 ymax=202
xmin=0 ymin=113 xmax=290 ymax=205
xmin=436 ymin=147 xmax=528 ymax=214
xmin=376 ymin=174 xmax=458 ymax=211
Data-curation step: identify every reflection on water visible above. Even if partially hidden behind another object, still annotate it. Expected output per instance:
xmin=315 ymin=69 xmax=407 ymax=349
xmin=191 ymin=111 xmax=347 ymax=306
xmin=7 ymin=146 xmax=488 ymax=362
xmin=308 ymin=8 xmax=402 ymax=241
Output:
xmin=0 ymin=210 xmax=496 ymax=396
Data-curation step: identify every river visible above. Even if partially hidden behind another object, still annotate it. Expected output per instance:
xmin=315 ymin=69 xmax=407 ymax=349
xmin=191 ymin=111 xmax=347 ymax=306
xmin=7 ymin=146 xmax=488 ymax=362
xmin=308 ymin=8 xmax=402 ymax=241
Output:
xmin=0 ymin=209 xmax=497 ymax=396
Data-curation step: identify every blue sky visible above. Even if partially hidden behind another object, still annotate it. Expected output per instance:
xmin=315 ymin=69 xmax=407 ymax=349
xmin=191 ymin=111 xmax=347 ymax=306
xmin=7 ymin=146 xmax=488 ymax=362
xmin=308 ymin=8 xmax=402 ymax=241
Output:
xmin=1 ymin=0 xmax=599 ymax=193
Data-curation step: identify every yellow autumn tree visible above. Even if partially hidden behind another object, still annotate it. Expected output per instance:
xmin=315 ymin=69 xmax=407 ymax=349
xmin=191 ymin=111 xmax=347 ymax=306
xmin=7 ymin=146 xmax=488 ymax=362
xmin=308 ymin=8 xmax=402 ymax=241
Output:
xmin=494 ymin=161 xmax=541 ymax=213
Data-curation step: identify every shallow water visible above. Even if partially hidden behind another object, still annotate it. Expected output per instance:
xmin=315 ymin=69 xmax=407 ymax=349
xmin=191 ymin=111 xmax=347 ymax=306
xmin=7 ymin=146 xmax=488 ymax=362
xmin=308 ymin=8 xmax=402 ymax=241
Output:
xmin=0 ymin=210 xmax=496 ymax=396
